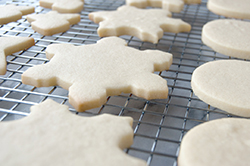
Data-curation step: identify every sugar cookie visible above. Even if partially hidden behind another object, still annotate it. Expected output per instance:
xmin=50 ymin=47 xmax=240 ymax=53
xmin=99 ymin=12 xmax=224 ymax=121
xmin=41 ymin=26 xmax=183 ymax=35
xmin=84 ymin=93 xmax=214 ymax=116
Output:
xmin=22 ymin=37 xmax=173 ymax=112
xmin=184 ymin=0 xmax=201 ymax=3
xmin=0 ymin=37 xmax=35 ymax=75
xmin=202 ymin=19 xmax=250 ymax=60
xmin=27 ymin=11 xmax=80 ymax=36
xmin=0 ymin=99 xmax=147 ymax=166
xmin=126 ymin=0 xmax=201 ymax=13
xmin=191 ymin=60 xmax=250 ymax=117
xmin=0 ymin=4 xmax=34 ymax=25
xmin=39 ymin=0 xmax=84 ymax=13
xmin=178 ymin=118 xmax=250 ymax=166
xmin=207 ymin=0 xmax=250 ymax=19
xmin=89 ymin=5 xmax=191 ymax=44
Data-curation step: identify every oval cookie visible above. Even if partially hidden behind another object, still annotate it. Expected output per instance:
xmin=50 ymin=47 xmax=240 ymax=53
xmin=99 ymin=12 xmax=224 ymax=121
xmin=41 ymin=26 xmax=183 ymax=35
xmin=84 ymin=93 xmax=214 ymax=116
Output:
xmin=178 ymin=118 xmax=250 ymax=166
xmin=207 ymin=0 xmax=250 ymax=19
xmin=191 ymin=60 xmax=250 ymax=117
xmin=202 ymin=19 xmax=250 ymax=60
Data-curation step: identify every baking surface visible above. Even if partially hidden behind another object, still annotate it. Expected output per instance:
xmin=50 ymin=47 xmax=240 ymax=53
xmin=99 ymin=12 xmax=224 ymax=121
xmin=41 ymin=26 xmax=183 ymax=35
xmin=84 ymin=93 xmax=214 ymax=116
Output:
xmin=0 ymin=0 xmax=248 ymax=165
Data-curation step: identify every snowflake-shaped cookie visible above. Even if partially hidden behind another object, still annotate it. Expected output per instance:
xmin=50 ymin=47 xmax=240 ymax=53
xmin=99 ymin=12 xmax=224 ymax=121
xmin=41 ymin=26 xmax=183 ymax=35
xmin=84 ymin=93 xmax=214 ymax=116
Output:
xmin=89 ymin=5 xmax=191 ymax=43
xmin=126 ymin=0 xmax=201 ymax=13
xmin=0 ymin=4 xmax=34 ymax=25
xmin=0 ymin=99 xmax=147 ymax=166
xmin=0 ymin=37 xmax=35 ymax=75
xmin=39 ymin=0 xmax=84 ymax=13
xmin=27 ymin=11 xmax=80 ymax=36
xmin=22 ymin=37 xmax=173 ymax=112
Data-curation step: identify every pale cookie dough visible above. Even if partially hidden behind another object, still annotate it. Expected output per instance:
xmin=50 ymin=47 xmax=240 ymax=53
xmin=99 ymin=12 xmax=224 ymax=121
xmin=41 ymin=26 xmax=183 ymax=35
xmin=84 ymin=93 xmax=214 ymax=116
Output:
xmin=89 ymin=5 xmax=191 ymax=44
xmin=22 ymin=37 xmax=173 ymax=112
xmin=39 ymin=0 xmax=84 ymax=13
xmin=202 ymin=19 xmax=250 ymax=60
xmin=0 ymin=99 xmax=147 ymax=166
xmin=191 ymin=60 xmax=250 ymax=117
xmin=126 ymin=0 xmax=201 ymax=13
xmin=27 ymin=11 xmax=80 ymax=36
xmin=184 ymin=0 xmax=201 ymax=3
xmin=207 ymin=0 xmax=250 ymax=19
xmin=178 ymin=118 xmax=250 ymax=166
xmin=0 ymin=5 xmax=34 ymax=25
xmin=0 ymin=37 xmax=35 ymax=75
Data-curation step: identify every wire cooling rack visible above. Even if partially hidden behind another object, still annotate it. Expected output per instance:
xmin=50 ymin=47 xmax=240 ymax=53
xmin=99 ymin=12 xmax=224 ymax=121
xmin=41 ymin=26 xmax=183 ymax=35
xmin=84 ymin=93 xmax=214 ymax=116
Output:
xmin=0 ymin=0 xmax=248 ymax=165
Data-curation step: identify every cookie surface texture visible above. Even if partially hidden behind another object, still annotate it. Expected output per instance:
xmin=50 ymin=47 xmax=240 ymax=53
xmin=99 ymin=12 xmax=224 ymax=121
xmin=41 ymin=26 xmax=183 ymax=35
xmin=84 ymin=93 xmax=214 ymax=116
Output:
xmin=178 ymin=118 xmax=250 ymax=166
xmin=207 ymin=0 xmax=250 ymax=19
xmin=202 ymin=19 xmax=250 ymax=60
xmin=22 ymin=37 xmax=173 ymax=112
xmin=0 ymin=37 xmax=35 ymax=75
xmin=39 ymin=0 xmax=84 ymax=13
xmin=0 ymin=99 xmax=147 ymax=166
xmin=126 ymin=0 xmax=201 ymax=13
xmin=0 ymin=5 xmax=34 ymax=25
xmin=89 ymin=5 xmax=191 ymax=43
xmin=191 ymin=60 xmax=250 ymax=117
xmin=183 ymin=0 xmax=201 ymax=4
xmin=27 ymin=11 xmax=80 ymax=36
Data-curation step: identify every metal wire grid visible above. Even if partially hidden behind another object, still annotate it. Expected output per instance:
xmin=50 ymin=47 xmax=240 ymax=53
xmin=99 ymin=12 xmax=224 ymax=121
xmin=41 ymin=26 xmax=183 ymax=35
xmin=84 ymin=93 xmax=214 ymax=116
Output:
xmin=0 ymin=0 xmax=248 ymax=165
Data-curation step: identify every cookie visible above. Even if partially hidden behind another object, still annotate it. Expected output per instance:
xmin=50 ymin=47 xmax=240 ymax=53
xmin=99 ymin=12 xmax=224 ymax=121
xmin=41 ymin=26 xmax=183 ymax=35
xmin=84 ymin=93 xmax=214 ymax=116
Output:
xmin=89 ymin=5 xmax=191 ymax=44
xmin=22 ymin=37 xmax=173 ymax=112
xmin=184 ymin=0 xmax=201 ymax=3
xmin=191 ymin=60 xmax=250 ymax=117
xmin=126 ymin=0 xmax=201 ymax=13
xmin=39 ymin=0 xmax=84 ymax=13
xmin=0 ymin=4 xmax=35 ymax=25
xmin=202 ymin=19 xmax=250 ymax=60
xmin=207 ymin=0 xmax=250 ymax=19
xmin=178 ymin=118 xmax=250 ymax=166
xmin=0 ymin=99 xmax=147 ymax=166
xmin=0 ymin=37 xmax=35 ymax=75
xmin=27 ymin=11 xmax=80 ymax=36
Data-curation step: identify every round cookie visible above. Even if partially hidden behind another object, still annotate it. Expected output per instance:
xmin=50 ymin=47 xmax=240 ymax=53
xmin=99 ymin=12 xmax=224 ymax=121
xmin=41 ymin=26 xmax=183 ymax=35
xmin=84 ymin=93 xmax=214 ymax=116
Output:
xmin=178 ymin=118 xmax=250 ymax=166
xmin=202 ymin=19 xmax=250 ymax=60
xmin=207 ymin=0 xmax=250 ymax=19
xmin=191 ymin=60 xmax=250 ymax=117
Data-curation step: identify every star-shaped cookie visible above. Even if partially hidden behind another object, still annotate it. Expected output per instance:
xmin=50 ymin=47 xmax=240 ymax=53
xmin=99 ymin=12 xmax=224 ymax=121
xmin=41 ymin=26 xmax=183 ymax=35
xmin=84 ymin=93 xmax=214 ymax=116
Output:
xmin=89 ymin=5 xmax=191 ymax=43
xmin=39 ymin=0 xmax=84 ymax=13
xmin=0 ymin=99 xmax=148 ymax=166
xmin=0 ymin=37 xmax=35 ymax=75
xmin=22 ymin=37 xmax=173 ymax=112
xmin=0 ymin=4 xmax=35 ymax=25
xmin=126 ymin=0 xmax=201 ymax=13
xmin=27 ymin=11 xmax=81 ymax=36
